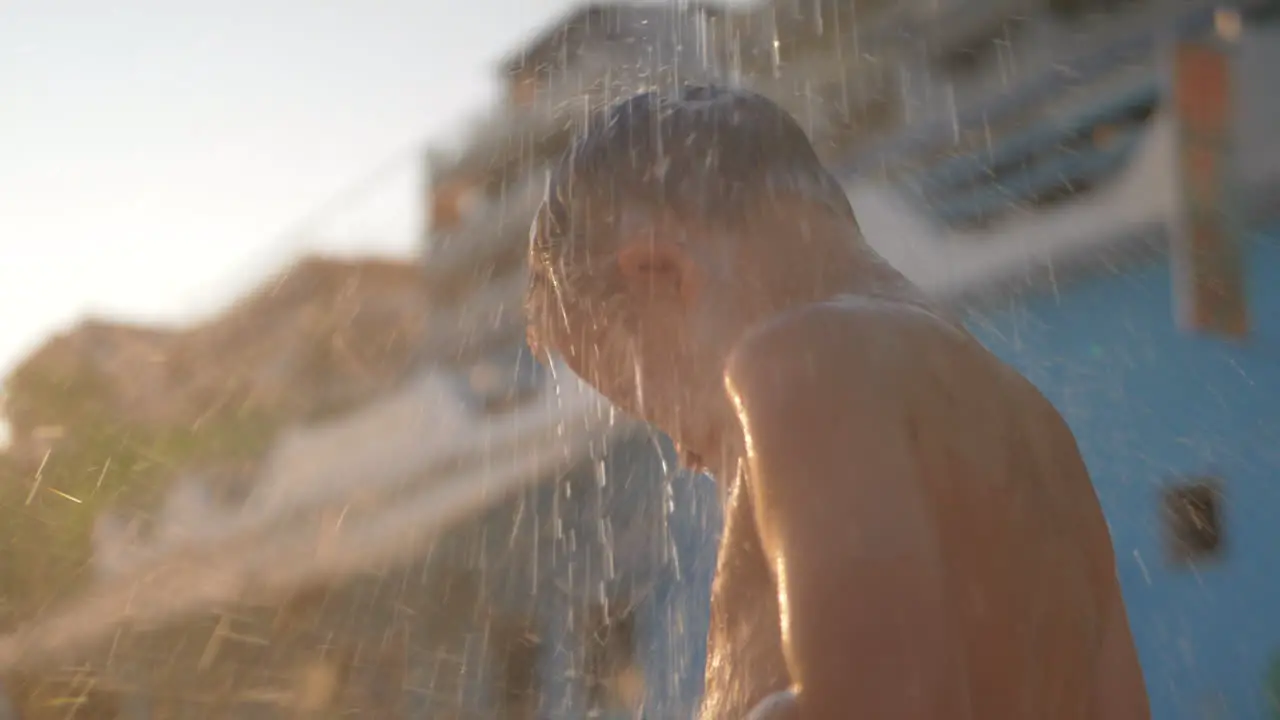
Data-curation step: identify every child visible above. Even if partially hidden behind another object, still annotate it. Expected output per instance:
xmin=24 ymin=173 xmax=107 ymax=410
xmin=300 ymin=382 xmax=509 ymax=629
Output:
xmin=524 ymin=85 xmax=1149 ymax=719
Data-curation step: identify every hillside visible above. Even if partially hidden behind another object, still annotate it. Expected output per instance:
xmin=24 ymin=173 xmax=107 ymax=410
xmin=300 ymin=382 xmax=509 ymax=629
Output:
xmin=0 ymin=255 xmax=430 ymax=624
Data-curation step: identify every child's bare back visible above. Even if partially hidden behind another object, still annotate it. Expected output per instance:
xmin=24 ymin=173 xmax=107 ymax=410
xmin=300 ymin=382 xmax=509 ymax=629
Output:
xmin=524 ymin=85 xmax=1149 ymax=719
xmin=711 ymin=298 xmax=1146 ymax=719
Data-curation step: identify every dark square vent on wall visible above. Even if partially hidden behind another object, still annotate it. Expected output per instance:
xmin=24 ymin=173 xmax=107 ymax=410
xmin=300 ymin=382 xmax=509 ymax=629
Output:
xmin=1162 ymin=477 xmax=1224 ymax=566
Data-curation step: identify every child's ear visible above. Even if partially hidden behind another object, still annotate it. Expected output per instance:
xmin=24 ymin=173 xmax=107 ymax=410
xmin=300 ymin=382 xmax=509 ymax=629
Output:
xmin=617 ymin=240 xmax=682 ymax=283
xmin=617 ymin=240 xmax=699 ymax=306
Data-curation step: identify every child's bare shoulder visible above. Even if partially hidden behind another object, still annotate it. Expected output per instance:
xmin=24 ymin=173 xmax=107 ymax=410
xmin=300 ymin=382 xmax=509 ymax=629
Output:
xmin=724 ymin=295 xmax=971 ymax=405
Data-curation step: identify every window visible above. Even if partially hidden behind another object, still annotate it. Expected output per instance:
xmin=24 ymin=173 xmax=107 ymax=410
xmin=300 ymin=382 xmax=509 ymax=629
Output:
xmin=1049 ymin=0 xmax=1144 ymax=21
xmin=466 ymin=345 xmax=546 ymax=415
xmin=1265 ymin=650 xmax=1280 ymax=715
xmin=276 ymin=583 xmax=331 ymax=635
xmin=1162 ymin=478 xmax=1224 ymax=565
xmin=934 ymin=44 xmax=993 ymax=78
xmin=931 ymin=18 xmax=1026 ymax=81
xmin=427 ymin=173 xmax=482 ymax=234
xmin=492 ymin=619 xmax=541 ymax=720
xmin=1048 ymin=0 xmax=1090 ymax=20
xmin=584 ymin=603 xmax=643 ymax=717
xmin=511 ymin=72 xmax=540 ymax=107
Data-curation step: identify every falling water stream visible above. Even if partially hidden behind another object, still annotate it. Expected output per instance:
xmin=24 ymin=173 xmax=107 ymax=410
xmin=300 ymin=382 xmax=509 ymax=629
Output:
xmin=2 ymin=2 xmax=1279 ymax=718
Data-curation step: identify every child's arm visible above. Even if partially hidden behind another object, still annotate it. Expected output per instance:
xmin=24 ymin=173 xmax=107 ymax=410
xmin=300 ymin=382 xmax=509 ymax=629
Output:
xmin=725 ymin=306 xmax=970 ymax=720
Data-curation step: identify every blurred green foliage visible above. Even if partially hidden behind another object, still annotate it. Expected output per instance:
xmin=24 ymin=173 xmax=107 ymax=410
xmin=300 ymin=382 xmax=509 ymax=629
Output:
xmin=0 ymin=363 xmax=278 ymax=626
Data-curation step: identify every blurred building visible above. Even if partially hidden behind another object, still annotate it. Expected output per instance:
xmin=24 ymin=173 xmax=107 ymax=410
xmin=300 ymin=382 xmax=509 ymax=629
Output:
xmin=832 ymin=1 xmax=1280 ymax=717
xmin=419 ymin=1 xmax=767 ymax=367
xmin=405 ymin=4 xmax=769 ymax=716
xmin=4 ymin=3 xmax=747 ymax=719
xmin=421 ymin=0 xmax=1280 ymax=717
xmin=6 ymin=0 xmax=1278 ymax=718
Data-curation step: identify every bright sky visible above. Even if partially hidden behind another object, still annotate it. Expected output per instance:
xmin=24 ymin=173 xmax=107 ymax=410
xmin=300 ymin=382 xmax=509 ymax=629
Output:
xmin=0 ymin=0 xmax=580 ymax=377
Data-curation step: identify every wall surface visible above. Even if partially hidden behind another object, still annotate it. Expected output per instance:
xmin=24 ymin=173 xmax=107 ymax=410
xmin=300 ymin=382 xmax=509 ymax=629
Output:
xmin=969 ymin=227 xmax=1280 ymax=719
xmin=514 ymin=226 xmax=1280 ymax=720
xmin=1232 ymin=22 xmax=1280 ymax=219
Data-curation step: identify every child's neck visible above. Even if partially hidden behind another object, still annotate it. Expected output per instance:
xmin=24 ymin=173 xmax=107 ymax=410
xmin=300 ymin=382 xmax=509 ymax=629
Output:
xmin=750 ymin=228 xmax=923 ymax=313
xmin=829 ymin=246 xmax=922 ymax=304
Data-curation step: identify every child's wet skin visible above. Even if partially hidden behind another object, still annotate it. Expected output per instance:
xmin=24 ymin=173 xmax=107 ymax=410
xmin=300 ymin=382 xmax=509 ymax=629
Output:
xmin=525 ymin=84 xmax=1150 ymax=720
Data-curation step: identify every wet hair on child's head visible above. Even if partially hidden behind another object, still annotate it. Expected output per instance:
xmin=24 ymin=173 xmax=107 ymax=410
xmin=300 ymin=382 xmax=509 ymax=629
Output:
xmin=536 ymin=84 xmax=854 ymax=257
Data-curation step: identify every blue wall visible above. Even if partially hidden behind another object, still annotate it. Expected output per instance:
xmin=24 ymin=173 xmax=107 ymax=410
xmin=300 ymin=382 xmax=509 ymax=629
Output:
xmin=448 ymin=227 xmax=1280 ymax=719
xmin=969 ymin=228 xmax=1280 ymax=719
xmin=416 ymin=429 xmax=718 ymax=719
